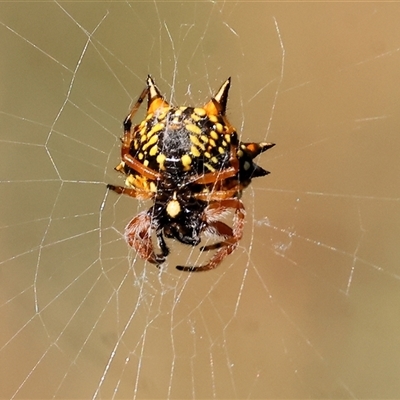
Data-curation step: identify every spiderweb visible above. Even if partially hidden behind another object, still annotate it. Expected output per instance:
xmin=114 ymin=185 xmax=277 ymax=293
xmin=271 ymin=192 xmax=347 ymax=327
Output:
xmin=1 ymin=1 xmax=400 ymax=399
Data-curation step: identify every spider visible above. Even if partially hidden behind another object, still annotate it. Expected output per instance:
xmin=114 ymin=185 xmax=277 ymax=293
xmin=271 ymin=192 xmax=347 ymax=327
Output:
xmin=107 ymin=76 xmax=274 ymax=272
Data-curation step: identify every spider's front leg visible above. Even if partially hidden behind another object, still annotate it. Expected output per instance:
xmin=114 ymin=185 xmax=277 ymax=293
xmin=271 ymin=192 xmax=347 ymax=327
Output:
xmin=124 ymin=211 xmax=167 ymax=265
xmin=176 ymin=199 xmax=246 ymax=272
xmin=107 ymin=184 xmax=154 ymax=200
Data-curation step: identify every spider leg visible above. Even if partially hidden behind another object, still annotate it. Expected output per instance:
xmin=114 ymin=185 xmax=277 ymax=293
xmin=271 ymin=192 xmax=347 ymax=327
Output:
xmin=176 ymin=199 xmax=245 ymax=272
xmin=113 ymin=199 xmax=166 ymax=266
xmin=200 ymin=220 xmax=233 ymax=251
xmin=191 ymin=165 xmax=237 ymax=185
xmin=122 ymin=154 xmax=161 ymax=181
xmin=194 ymin=187 xmax=239 ymax=202
xmin=124 ymin=211 xmax=159 ymax=264
xmin=107 ymin=184 xmax=154 ymax=200
xmin=156 ymin=229 xmax=170 ymax=261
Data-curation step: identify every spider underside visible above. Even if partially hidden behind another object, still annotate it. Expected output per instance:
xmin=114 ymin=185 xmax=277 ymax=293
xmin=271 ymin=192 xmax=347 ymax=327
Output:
xmin=108 ymin=76 xmax=274 ymax=271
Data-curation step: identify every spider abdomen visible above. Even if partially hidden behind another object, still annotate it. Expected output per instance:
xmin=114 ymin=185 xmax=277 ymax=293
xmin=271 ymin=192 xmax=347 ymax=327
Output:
xmin=128 ymin=105 xmax=234 ymax=179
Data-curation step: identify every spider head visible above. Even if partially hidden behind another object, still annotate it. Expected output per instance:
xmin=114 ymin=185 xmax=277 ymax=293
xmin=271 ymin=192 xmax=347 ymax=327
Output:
xmin=153 ymin=190 xmax=206 ymax=247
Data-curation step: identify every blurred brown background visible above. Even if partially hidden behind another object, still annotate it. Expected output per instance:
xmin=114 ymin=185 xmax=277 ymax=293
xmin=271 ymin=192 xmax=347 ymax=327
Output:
xmin=1 ymin=1 xmax=400 ymax=398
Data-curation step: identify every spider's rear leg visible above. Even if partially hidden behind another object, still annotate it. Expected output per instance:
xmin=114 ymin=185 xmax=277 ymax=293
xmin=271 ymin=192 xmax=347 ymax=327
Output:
xmin=107 ymin=184 xmax=154 ymax=200
xmin=200 ymin=221 xmax=233 ymax=251
xmin=124 ymin=211 xmax=164 ymax=265
xmin=176 ymin=199 xmax=245 ymax=272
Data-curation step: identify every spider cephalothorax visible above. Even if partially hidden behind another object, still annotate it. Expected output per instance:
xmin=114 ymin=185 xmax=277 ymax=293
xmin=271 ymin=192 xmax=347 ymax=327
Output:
xmin=108 ymin=76 xmax=274 ymax=271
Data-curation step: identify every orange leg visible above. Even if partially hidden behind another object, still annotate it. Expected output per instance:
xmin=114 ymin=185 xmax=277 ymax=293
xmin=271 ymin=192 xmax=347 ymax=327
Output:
xmin=201 ymin=221 xmax=233 ymax=251
xmin=124 ymin=211 xmax=169 ymax=265
xmin=107 ymin=184 xmax=154 ymax=201
xmin=124 ymin=211 xmax=158 ymax=264
xmin=176 ymin=198 xmax=245 ymax=272
xmin=194 ymin=187 xmax=239 ymax=202
xmin=122 ymin=154 xmax=161 ymax=181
